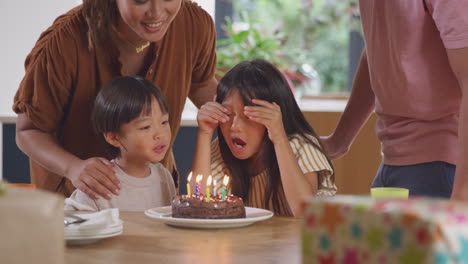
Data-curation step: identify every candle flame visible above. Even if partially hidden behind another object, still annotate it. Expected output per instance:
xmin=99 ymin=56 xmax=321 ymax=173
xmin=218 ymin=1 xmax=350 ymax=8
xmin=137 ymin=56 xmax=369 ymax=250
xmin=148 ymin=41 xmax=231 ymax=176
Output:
xmin=196 ymin=174 xmax=203 ymax=183
xmin=187 ymin=171 xmax=192 ymax=182
xmin=223 ymin=175 xmax=229 ymax=186
xmin=213 ymin=179 xmax=217 ymax=187
xmin=206 ymin=175 xmax=212 ymax=186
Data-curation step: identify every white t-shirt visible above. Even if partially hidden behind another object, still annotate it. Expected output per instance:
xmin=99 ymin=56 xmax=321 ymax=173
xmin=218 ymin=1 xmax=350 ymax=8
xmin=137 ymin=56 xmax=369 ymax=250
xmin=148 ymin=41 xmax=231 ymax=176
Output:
xmin=64 ymin=161 xmax=176 ymax=211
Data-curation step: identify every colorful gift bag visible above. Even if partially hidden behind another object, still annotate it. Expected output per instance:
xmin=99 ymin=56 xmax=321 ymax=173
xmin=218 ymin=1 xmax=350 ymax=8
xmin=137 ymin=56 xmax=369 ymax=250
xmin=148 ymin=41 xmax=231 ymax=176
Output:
xmin=302 ymin=195 xmax=468 ymax=264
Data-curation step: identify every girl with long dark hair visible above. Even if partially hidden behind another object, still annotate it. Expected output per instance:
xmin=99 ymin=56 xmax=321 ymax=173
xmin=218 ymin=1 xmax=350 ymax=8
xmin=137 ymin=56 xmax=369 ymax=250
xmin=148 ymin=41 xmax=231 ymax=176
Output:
xmin=191 ymin=59 xmax=336 ymax=216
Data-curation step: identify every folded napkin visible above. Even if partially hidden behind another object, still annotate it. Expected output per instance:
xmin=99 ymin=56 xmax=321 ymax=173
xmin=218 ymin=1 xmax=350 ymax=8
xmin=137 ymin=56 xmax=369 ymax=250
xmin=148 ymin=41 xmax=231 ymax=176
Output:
xmin=66 ymin=208 xmax=120 ymax=232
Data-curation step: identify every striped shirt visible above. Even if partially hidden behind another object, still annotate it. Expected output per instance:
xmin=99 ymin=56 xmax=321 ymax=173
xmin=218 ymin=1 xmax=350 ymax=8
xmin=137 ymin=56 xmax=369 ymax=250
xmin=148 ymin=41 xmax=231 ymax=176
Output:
xmin=210 ymin=134 xmax=337 ymax=216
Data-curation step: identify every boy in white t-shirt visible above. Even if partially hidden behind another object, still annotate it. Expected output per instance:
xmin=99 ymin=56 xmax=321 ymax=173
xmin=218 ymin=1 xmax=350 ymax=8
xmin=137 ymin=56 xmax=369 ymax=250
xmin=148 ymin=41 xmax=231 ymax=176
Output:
xmin=65 ymin=76 xmax=176 ymax=211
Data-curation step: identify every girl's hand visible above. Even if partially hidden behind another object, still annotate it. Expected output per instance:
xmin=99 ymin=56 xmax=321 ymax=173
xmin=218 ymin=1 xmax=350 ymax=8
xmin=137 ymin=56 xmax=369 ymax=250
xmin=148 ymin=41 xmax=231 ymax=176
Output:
xmin=197 ymin=101 xmax=230 ymax=136
xmin=68 ymin=158 xmax=120 ymax=200
xmin=244 ymin=99 xmax=288 ymax=145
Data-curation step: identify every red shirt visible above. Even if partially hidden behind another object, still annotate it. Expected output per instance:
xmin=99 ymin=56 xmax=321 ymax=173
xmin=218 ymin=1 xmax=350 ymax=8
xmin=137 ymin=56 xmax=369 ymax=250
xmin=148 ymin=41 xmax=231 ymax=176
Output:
xmin=359 ymin=0 xmax=468 ymax=165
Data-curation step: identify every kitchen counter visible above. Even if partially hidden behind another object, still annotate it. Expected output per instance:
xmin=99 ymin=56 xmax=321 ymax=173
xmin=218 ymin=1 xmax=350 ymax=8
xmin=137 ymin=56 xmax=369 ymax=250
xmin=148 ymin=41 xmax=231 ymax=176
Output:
xmin=0 ymin=98 xmax=348 ymax=126
xmin=2 ymin=97 xmax=381 ymax=197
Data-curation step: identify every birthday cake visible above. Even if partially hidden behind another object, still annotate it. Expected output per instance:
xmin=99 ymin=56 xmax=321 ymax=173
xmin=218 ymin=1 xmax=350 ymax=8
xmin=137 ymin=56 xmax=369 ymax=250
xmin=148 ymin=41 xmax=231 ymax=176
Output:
xmin=171 ymin=194 xmax=246 ymax=219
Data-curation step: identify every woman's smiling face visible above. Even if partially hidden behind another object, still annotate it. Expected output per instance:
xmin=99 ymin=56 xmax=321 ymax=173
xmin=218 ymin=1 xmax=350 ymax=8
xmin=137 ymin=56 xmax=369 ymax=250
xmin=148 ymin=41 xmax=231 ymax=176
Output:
xmin=116 ymin=0 xmax=182 ymax=44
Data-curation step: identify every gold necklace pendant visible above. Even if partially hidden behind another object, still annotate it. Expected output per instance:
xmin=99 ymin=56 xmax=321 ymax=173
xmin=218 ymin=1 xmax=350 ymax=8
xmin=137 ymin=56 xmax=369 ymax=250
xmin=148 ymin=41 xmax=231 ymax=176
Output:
xmin=136 ymin=42 xmax=150 ymax=54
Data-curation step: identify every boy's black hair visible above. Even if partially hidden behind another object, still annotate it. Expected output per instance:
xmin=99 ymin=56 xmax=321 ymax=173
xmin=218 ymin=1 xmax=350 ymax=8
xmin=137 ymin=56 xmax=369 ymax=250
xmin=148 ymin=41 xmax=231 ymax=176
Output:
xmin=216 ymin=59 xmax=334 ymax=214
xmin=91 ymin=76 xmax=168 ymax=159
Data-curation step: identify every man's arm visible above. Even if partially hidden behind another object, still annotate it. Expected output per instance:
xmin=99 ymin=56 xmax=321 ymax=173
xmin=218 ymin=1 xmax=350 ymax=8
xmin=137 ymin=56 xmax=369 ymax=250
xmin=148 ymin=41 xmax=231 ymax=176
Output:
xmin=321 ymin=49 xmax=376 ymax=159
xmin=446 ymin=48 xmax=468 ymax=201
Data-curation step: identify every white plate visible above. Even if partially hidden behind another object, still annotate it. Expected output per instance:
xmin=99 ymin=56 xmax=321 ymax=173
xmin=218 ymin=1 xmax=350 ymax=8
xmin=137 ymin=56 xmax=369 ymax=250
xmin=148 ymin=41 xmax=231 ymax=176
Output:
xmin=144 ymin=206 xmax=273 ymax=229
xmin=65 ymin=223 xmax=123 ymax=237
xmin=66 ymin=229 xmax=123 ymax=246
xmin=65 ymin=218 xmax=123 ymax=231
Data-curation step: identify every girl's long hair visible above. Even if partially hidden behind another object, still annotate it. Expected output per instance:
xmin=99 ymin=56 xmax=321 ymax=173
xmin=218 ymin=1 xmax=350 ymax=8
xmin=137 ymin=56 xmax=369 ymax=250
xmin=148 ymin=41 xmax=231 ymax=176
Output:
xmin=216 ymin=59 xmax=334 ymax=213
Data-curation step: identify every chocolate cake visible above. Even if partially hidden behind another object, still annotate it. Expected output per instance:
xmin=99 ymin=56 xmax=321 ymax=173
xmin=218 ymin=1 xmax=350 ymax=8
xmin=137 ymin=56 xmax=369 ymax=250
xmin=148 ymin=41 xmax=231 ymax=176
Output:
xmin=172 ymin=194 xmax=246 ymax=219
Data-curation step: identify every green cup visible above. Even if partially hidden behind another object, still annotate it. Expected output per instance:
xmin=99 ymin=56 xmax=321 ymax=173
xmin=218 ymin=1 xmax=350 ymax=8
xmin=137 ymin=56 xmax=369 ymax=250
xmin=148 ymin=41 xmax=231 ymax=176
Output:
xmin=370 ymin=187 xmax=409 ymax=199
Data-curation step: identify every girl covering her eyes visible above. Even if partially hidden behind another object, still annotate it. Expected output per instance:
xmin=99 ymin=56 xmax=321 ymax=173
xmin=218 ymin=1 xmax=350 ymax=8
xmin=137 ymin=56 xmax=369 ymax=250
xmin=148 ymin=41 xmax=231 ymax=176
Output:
xmin=190 ymin=59 xmax=337 ymax=217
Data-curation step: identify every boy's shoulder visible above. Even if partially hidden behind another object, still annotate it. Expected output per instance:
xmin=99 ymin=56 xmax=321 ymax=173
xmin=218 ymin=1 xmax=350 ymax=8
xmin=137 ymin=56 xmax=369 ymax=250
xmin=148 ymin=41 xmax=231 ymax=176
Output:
xmin=149 ymin=162 xmax=171 ymax=173
xmin=111 ymin=161 xmax=170 ymax=183
xmin=149 ymin=163 xmax=175 ymax=184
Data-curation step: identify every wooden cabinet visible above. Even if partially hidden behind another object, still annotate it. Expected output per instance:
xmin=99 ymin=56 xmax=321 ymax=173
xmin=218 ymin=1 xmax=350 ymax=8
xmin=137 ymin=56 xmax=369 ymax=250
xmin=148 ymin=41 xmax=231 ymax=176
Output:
xmin=303 ymin=111 xmax=381 ymax=195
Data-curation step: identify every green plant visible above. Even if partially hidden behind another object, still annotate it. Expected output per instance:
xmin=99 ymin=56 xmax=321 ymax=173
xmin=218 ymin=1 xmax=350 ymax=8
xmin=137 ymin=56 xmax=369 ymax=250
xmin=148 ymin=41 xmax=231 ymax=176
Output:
xmin=229 ymin=0 xmax=352 ymax=93
xmin=216 ymin=13 xmax=287 ymax=77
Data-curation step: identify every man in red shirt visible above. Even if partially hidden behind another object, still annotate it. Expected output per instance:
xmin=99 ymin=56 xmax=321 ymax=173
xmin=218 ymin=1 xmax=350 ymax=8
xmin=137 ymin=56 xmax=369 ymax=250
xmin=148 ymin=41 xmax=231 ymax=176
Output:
xmin=323 ymin=0 xmax=468 ymax=199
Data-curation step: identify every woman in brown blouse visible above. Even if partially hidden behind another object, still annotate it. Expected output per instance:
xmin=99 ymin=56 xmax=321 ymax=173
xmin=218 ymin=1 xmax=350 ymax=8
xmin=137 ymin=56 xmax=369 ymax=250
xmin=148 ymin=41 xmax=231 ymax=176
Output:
xmin=13 ymin=0 xmax=217 ymax=200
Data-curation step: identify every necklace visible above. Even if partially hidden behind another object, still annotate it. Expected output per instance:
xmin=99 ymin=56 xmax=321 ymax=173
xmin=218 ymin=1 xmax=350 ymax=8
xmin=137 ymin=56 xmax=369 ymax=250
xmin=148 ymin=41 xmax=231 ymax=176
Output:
xmin=114 ymin=26 xmax=151 ymax=54
xmin=117 ymin=32 xmax=150 ymax=54
xmin=136 ymin=42 xmax=150 ymax=54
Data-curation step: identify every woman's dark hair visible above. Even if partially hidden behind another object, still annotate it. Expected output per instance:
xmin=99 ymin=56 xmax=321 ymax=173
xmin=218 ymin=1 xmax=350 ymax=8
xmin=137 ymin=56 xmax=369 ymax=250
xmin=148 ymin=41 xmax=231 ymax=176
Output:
xmin=91 ymin=76 xmax=169 ymax=159
xmin=216 ymin=59 xmax=334 ymax=214
xmin=82 ymin=0 xmax=120 ymax=50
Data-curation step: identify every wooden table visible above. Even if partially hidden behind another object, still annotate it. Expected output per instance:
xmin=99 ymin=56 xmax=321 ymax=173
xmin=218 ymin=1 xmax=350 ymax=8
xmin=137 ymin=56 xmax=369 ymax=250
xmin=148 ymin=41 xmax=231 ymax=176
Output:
xmin=66 ymin=212 xmax=302 ymax=264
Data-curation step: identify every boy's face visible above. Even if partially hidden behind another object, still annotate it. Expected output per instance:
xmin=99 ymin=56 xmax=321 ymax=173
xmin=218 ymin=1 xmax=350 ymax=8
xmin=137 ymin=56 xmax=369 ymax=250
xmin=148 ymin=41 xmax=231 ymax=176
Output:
xmin=116 ymin=98 xmax=171 ymax=165
xmin=219 ymin=90 xmax=266 ymax=160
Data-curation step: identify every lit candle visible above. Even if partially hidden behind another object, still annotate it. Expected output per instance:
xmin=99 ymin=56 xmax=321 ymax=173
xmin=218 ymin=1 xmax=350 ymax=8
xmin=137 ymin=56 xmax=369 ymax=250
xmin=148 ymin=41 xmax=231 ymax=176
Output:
xmin=222 ymin=175 xmax=229 ymax=201
xmin=206 ymin=175 xmax=212 ymax=202
xmin=186 ymin=172 xmax=192 ymax=197
xmin=195 ymin=174 xmax=203 ymax=198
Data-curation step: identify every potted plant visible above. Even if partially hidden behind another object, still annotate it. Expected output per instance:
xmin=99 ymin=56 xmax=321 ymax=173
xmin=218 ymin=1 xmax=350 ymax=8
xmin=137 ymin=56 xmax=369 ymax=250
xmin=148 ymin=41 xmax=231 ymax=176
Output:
xmin=216 ymin=13 xmax=319 ymax=94
xmin=226 ymin=0 xmax=353 ymax=95
xmin=216 ymin=13 xmax=290 ymax=74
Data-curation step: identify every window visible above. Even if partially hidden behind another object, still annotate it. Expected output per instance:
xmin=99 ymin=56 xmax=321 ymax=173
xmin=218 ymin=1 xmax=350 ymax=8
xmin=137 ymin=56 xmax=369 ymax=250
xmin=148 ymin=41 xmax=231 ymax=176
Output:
xmin=216 ymin=0 xmax=363 ymax=96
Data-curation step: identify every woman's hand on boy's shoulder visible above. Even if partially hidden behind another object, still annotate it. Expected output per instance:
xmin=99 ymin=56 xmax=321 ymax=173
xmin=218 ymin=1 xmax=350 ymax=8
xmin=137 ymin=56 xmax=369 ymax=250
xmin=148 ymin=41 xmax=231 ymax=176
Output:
xmin=67 ymin=158 xmax=120 ymax=200
xmin=197 ymin=101 xmax=230 ymax=136
xmin=244 ymin=99 xmax=288 ymax=145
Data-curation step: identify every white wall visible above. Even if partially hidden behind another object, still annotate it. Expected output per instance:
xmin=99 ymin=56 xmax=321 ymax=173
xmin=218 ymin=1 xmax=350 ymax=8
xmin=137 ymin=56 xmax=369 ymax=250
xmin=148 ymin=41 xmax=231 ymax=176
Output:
xmin=193 ymin=0 xmax=215 ymax=20
xmin=1 ymin=1 xmax=82 ymax=116
xmin=1 ymin=0 xmax=81 ymax=181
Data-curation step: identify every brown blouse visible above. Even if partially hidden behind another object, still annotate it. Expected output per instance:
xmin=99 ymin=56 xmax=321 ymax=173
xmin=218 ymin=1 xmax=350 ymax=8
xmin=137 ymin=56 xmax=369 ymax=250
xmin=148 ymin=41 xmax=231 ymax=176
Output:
xmin=13 ymin=1 xmax=217 ymax=197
